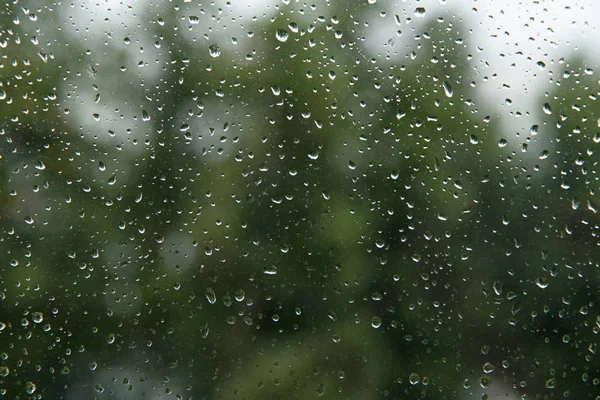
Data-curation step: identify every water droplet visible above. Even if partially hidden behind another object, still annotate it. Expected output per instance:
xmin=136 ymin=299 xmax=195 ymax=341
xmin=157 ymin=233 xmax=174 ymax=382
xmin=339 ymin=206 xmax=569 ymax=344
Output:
xmin=189 ymin=16 xmax=199 ymax=24
xmin=142 ymin=110 xmax=150 ymax=121
xmin=483 ymin=362 xmax=495 ymax=374
xmin=107 ymin=333 xmax=115 ymax=344
xmin=492 ymin=281 xmax=503 ymax=296
xmin=443 ymin=81 xmax=453 ymax=97
xmin=275 ymin=29 xmax=289 ymax=42
xmin=538 ymin=150 xmax=549 ymax=159
xmin=205 ymin=287 xmax=217 ymax=304
xmin=108 ymin=175 xmax=117 ymax=185
xmin=414 ymin=7 xmax=427 ymax=17
xmin=208 ymin=44 xmax=221 ymax=58
xmin=316 ymin=383 xmax=326 ymax=396
xmin=25 ymin=381 xmax=36 ymax=394
xmin=263 ymin=265 xmax=278 ymax=275
xmin=542 ymin=103 xmax=552 ymax=115
xmin=545 ymin=377 xmax=556 ymax=389
xmin=0 ymin=366 xmax=9 ymax=377
xmin=537 ymin=61 xmax=546 ymax=70
xmin=31 ymin=312 xmax=43 ymax=324
xmin=479 ymin=375 xmax=492 ymax=388
xmin=409 ymin=372 xmax=420 ymax=385
xmin=371 ymin=316 xmax=382 ymax=328
xmin=34 ymin=160 xmax=46 ymax=170
xmin=530 ymin=124 xmax=539 ymax=135
xmin=535 ymin=277 xmax=549 ymax=289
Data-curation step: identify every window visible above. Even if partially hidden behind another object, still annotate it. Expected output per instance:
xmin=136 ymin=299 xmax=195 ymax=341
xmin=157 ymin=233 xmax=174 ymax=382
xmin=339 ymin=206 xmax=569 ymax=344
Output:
xmin=1 ymin=0 xmax=598 ymax=398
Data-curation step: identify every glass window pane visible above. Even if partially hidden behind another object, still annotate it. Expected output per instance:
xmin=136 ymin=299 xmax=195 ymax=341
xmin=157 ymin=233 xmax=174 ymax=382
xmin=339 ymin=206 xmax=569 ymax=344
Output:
xmin=1 ymin=0 xmax=598 ymax=398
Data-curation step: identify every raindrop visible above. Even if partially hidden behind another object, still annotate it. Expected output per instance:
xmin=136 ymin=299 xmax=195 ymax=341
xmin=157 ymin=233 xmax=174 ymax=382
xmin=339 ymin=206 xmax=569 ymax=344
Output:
xmin=414 ymin=7 xmax=427 ymax=17
xmin=542 ymin=103 xmax=552 ymax=115
xmin=205 ymin=288 xmax=217 ymax=304
xmin=25 ymin=381 xmax=36 ymax=395
xmin=263 ymin=265 xmax=278 ymax=275
xmin=275 ymin=29 xmax=289 ymax=42
xmin=492 ymin=281 xmax=503 ymax=296
xmin=189 ymin=16 xmax=199 ymax=24
xmin=443 ymin=81 xmax=453 ymax=97
xmin=483 ymin=362 xmax=495 ymax=374
xmin=371 ymin=316 xmax=382 ymax=328
xmin=535 ymin=277 xmax=549 ymax=289
xmin=409 ymin=372 xmax=420 ymax=385
xmin=208 ymin=44 xmax=221 ymax=58
xmin=31 ymin=312 xmax=43 ymax=324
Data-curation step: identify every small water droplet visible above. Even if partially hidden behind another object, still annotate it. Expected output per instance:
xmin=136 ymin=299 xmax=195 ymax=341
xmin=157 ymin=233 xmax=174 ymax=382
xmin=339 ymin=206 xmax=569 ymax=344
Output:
xmin=443 ymin=81 xmax=453 ymax=97
xmin=414 ymin=7 xmax=427 ymax=17
xmin=34 ymin=160 xmax=46 ymax=170
xmin=205 ymin=287 xmax=217 ymax=304
xmin=275 ymin=29 xmax=289 ymax=42
xmin=189 ymin=16 xmax=199 ymax=24
xmin=31 ymin=312 xmax=43 ymax=324
xmin=371 ymin=316 xmax=382 ymax=328
xmin=409 ymin=372 xmax=420 ymax=385
xmin=483 ymin=362 xmax=495 ymax=374
xmin=106 ymin=333 xmax=115 ymax=344
xmin=535 ymin=277 xmax=549 ymax=289
xmin=545 ymin=377 xmax=556 ymax=389
xmin=25 ymin=381 xmax=36 ymax=394
xmin=263 ymin=265 xmax=278 ymax=275
xmin=208 ymin=44 xmax=221 ymax=58
xmin=542 ymin=103 xmax=552 ymax=115
xmin=538 ymin=150 xmax=549 ymax=159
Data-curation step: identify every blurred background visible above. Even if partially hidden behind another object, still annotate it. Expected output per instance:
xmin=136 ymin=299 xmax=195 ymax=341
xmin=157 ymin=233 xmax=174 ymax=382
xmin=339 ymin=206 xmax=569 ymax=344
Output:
xmin=0 ymin=0 xmax=599 ymax=398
